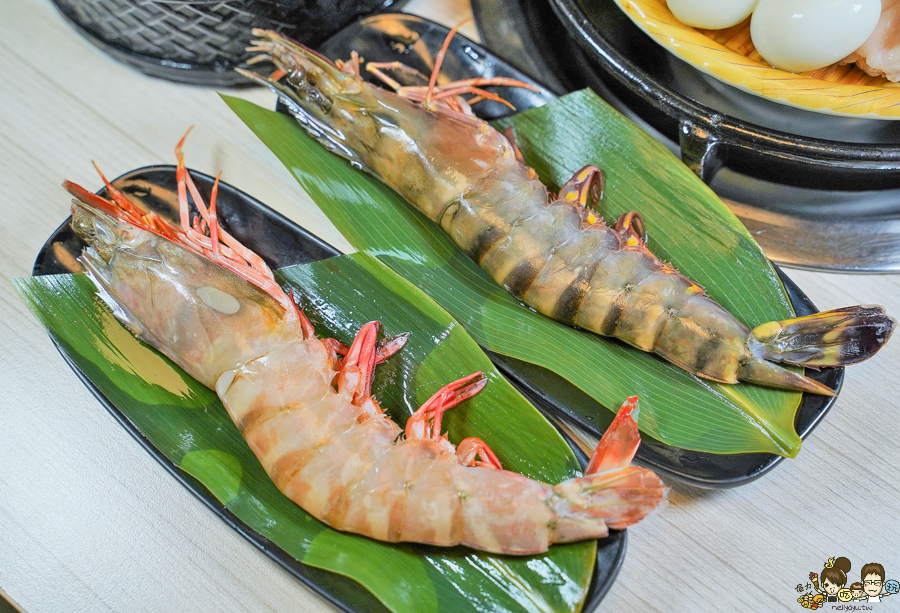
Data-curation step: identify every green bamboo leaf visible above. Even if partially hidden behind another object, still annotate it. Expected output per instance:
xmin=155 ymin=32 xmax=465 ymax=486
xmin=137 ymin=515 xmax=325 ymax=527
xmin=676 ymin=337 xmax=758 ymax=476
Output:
xmin=180 ymin=450 xmax=243 ymax=503
xmin=225 ymin=89 xmax=804 ymax=457
xmin=12 ymin=251 xmax=595 ymax=613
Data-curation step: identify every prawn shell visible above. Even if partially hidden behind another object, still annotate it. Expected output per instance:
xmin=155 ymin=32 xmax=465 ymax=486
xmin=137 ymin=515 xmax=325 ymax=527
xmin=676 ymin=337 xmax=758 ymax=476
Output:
xmin=333 ymin=438 xmax=557 ymax=553
xmin=73 ymin=203 xmax=300 ymax=388
xmin=366 ymin=100 xmax=766 ymax=387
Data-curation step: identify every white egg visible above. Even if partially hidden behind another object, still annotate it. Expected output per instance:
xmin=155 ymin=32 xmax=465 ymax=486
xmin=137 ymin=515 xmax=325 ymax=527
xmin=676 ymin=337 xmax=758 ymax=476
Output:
xmin=667 ymin=0 xmax=759 ymax=30
xmin=750 ymin=0 xmax=882 ymax=73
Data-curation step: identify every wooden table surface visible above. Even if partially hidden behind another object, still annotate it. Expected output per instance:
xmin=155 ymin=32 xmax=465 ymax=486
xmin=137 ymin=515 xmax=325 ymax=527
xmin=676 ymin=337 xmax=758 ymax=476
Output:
xmin=1 ymin=1 xmax=898 ymax=612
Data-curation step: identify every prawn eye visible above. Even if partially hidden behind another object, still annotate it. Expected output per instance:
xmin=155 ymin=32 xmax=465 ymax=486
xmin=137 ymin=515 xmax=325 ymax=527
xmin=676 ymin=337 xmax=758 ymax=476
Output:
xmin=286 ymin=69 xmax=306 ymax=87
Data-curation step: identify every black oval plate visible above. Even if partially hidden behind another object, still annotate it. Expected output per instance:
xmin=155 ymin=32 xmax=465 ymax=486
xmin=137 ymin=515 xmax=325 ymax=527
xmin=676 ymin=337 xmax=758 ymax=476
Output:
xmin=314 ymin=14 xmax=843 ymax=487
xmin=35 ymin=166 xmax=626 ymax=613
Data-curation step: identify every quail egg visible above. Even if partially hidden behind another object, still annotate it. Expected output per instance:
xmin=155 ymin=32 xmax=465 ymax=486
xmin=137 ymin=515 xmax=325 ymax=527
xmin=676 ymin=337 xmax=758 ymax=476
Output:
xmin=750 ymin=0 xmax=882 ymax=72
xmin=666 ymin=0 xmax=759 ymax=30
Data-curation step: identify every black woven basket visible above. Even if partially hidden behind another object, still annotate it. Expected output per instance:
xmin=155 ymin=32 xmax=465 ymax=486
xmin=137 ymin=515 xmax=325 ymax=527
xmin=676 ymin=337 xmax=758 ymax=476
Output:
xmin=53 ymin=0 xmax=405 ymax=86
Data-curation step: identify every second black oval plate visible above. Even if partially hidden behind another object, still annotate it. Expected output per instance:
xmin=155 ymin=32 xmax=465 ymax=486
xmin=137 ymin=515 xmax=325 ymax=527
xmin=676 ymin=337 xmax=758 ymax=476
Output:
xmin=35 ymin=166 xmax=626 ymax=613
xmin=315 ymin=14 xmax=843 ymax=488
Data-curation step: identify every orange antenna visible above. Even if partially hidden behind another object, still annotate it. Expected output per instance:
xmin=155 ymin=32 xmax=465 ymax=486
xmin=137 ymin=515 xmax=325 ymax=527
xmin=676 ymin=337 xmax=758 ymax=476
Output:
xmin=424 ymin=19 xmax=471 ymax=109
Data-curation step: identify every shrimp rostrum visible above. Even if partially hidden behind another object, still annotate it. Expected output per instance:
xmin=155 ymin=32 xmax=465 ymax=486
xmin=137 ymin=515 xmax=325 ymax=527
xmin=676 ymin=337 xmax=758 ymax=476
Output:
xmin=64 ymin=146 xmax=667 ymax=555
xmin=239 ymin=29 xmax=896 ymax=396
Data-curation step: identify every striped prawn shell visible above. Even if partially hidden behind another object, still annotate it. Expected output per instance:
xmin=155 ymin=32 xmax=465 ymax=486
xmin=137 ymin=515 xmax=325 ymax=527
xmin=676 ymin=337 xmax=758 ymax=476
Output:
xmin=436 ymin=155 xmax=753 ymax=385
xmin=74 ymin=195 xmax=625 ymax=554
xmin=301 ymin=85 xmax=756 ymax=385
xmin=245 ymin=29 xmax=897 ymax=395
xmin=217 ymin=340 xmax=568 ymax=554
xmin=73 ymin=200 xmax=587 ymax=554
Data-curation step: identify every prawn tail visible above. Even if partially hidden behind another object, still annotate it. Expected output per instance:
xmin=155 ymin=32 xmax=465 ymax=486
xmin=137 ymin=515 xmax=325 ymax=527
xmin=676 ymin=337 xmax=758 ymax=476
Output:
xmin=738 ymin=306 xmax=897 ymax=395
xmin=549 ymin=398 xmax=668 ymax=544
xmin=734 ymin=305 xmax=896 ymax=396
xmin=550 ymin=467 xmax=669 ymax=543
xmin=737 ymin=357 xmax=836 ymax=396
xmin=748 ymin=305 xmax=896 ymax=368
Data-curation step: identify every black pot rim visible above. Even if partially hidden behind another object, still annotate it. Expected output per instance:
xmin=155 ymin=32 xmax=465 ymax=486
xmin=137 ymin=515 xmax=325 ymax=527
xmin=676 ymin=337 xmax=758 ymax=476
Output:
xmin=548 ymin=0 xmax=900 ymax=188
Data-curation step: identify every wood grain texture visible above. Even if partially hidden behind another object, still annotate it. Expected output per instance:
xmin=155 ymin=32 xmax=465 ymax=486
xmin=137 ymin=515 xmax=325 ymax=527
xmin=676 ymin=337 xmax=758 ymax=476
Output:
xmin=0 ymin=1 xmax=897 ymax=612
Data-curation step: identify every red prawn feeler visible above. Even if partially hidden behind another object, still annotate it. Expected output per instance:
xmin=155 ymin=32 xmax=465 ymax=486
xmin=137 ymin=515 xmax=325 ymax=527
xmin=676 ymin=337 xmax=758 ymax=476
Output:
xmin=362 ymin=19 xmax=539 ymax=125
xmin=175 ymin=131 xmax=411 ymax=363
xmin=63 ymin=133 xmax=407 ymax=361
xmin=420 ymin=19 xmax=537 ymax=112
xmin=64 ymin=131 xmax=303 ymax=324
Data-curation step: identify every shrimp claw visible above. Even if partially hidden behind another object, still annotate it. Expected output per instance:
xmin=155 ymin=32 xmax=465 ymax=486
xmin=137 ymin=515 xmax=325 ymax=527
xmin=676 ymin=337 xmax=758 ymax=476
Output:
xmin=405 ymin=372 xmax=487 ymax=439
xmin=337 ymin=321 xmax=381 ymax=404
xmin=557 ymin=165 xmax=604 ymax=216
xmin=457 ymin=437 xmax=503 ymax=469
xmin=615 ymin=211 xmax=647 ymax=247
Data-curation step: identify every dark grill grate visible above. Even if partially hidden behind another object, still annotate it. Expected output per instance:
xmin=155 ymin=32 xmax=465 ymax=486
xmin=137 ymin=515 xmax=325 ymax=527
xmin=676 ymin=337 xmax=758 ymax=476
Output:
xmin=56 ymin=0 xmax=292 ymax=65
xmin=53 ymin=0 xmax=402 ymax=85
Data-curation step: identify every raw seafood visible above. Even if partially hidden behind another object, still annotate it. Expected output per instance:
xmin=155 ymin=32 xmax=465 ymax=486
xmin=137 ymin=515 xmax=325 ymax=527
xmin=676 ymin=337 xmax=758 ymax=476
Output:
xmin=240 ymin=30 xmax=895 ymax=395
xmin=64 ymin=145 xmax=667 ymax=554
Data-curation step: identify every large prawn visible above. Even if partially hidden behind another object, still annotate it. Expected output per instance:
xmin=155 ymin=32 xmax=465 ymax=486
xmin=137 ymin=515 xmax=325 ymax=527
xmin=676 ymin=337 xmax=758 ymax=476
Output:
xmin=239 ymin=28 xmax=895 ymax=396
xmin=63 ymin=140 xmax=667 ymax=555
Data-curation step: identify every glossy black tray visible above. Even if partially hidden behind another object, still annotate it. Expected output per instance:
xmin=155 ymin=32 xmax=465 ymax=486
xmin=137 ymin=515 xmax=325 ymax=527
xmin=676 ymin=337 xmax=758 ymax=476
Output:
xmin=314 ymin=14 xmax=843 ymax=487
xmin=35 ymin=166 xmax=625 ymax=613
